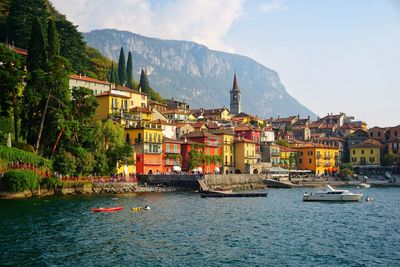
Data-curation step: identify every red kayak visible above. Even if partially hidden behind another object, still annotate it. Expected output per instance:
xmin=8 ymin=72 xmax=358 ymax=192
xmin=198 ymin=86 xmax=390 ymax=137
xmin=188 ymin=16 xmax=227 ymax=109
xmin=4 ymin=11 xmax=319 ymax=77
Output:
xmin=91 ymin=206 xmax=124 ymax=212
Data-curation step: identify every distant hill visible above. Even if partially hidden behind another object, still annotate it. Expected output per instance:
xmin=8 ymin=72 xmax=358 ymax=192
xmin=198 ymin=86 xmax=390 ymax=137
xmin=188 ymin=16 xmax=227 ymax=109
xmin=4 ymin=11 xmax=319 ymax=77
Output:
xmin=84 ymin=29 xmax=316 ymax=118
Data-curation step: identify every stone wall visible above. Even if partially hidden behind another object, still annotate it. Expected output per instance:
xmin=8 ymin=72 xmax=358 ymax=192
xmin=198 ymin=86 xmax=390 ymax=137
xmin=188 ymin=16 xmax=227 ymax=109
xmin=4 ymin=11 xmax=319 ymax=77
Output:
xmin=137 ymin=175 xmax=201 ymax=190
xmin=204 ymin=174 xmax=266 ymax=191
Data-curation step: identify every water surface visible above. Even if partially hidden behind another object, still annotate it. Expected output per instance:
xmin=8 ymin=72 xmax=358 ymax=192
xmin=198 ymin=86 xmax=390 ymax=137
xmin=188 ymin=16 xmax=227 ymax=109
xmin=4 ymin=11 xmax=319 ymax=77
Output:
xmin=1 ymin=188 xmax=400 ymax=266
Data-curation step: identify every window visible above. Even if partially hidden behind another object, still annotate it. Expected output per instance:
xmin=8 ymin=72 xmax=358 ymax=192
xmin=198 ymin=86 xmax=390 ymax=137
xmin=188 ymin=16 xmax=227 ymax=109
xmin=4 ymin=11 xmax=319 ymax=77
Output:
xmin=131 ymin=100 xmax=134 ymax=106
xmin=370 ymin=132 xmax=373 ymax=137
xmin=378 ymin=132 xmax=381 ymax=137
xmin=308 ymin=159 xmax=312 ymax=164
xmin=351 ymin=157 xmax=356 ymax=163
xmin=370 ymin=149 xmax=373 ymax=154
xmin=361 ymin=150 xmax=364 ymax=154
xmin=369 ymin=157 xmax=375 ymax=163
xmin=299 ymin=159 xmax=302 ymax=164
xmin=352 ymin=150 xmax=355 ymax=155
xmin=395 ymin=131 xmax=398 ymax=137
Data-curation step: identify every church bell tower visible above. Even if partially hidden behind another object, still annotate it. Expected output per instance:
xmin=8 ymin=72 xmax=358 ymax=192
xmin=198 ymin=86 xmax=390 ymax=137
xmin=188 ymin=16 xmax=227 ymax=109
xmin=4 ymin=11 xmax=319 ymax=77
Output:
xmin=230 ymin=73 xmax=241 ymax=115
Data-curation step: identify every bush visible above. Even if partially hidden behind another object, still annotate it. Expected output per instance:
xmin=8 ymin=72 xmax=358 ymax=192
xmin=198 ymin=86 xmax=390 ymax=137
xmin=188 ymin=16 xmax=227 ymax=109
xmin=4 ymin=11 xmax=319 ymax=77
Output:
xmin=0 ymin=145 xmax=52 ymax=169
xmin=2 ymin=170 xmax=40 ymax=192
xmin=53 ymin=151 xmax=76 ymax=175
xmin=12 ymin=142 xmax=35 ymax=153
xmin=40 ymin=176 xmax=62 ymax=189
xmin=339 ymin=168 xmax=353 ymax=181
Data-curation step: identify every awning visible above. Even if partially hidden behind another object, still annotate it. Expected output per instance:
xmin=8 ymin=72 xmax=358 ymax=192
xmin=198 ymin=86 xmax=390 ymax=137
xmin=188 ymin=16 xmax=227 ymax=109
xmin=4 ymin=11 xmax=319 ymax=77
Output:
xmin=172 ymin=166 xmax=181 ymax=172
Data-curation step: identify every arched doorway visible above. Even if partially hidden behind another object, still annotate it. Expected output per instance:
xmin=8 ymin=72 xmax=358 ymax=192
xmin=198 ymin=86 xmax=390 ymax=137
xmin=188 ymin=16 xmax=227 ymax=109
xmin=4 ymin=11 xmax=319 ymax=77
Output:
xmin=225 ymin=170 xmax=229 ymax=174
xmin=253 ymin=169 xmax=259 ymax=174
xmin=148 ymin=169 xmax=153 ymax=175
xmin=235 ymin=169 xmax=241 ymax=174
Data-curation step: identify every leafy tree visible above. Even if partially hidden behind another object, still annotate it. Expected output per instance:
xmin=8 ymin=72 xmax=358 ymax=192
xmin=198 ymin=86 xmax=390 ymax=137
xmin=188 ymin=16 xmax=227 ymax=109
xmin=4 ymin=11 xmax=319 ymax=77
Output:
xmin=117 ymin=47 xmax=126 ymax=85
xmin=0 ymin=43 xmax=24 ymax=142
xmin=275 ymin=139 xmax=289 ymax=148
xmin=47 ymin=18 xmax=60 ymax=60
xmin=53 ymin=151 xmax=76 ymax=176
xmin=126 ymin=51 xmax=133 ymax=88
xmin=381 ymin=153 xmax=396 ymax=166
xmin=27 ymin=17 xmax=47 ymax=72
xmin=55 ymin=19 xmax=90 ymax=73
xmin=7 ymin=0 xmax=48 ymax=49
xmin=85 ymin=45 xmax=112 ymax=81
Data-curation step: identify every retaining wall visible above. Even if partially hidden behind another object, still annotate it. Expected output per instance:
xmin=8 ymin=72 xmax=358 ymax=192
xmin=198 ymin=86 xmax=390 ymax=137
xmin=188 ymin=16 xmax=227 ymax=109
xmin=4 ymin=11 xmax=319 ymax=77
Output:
xmin=204 ymin=174 xmax=266 ymax=190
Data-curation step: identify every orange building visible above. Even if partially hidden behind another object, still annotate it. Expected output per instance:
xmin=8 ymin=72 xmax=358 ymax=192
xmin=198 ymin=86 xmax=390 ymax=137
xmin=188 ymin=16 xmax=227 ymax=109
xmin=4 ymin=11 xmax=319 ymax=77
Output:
xmin=163 ymin=138 xmax=182 ymax=173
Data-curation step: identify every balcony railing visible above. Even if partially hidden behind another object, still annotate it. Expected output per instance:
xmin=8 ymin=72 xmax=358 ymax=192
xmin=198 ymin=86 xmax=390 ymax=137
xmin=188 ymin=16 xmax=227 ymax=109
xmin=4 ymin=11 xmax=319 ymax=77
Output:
xmin=135 ymin=138 xmax=163 ymax=144
xmin=271 ymin=152 xmax=281 ymax=157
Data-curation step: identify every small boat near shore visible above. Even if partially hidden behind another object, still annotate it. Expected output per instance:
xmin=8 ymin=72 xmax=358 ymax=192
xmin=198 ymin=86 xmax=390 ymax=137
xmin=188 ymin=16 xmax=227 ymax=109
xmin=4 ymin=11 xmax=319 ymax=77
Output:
xmin=359 ymin=183 xmax=370 ymax=188
xmin=303 ymin=185 xmax=363 ymax=202
xmin=91 ymin=206 xmax=124 ymax=212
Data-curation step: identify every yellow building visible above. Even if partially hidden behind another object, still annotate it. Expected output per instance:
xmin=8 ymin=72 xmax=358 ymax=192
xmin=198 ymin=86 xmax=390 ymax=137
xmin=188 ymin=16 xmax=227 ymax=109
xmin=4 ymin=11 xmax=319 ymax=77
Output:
xmin=124 ymin=121 xmax=164 ymax=174
xmin=350 ymin=139 xmax=381 ymax=166
xmin=234 ymin=137 xmax=257 ymax=174
xmin=279 ymin=147 xmax=297 ymax=169
xmin=296 ymin=143 xmax=339 ymax=175
xmin=212 ymin=129 xmax=235 ymax=174
xmin=94 ymin=91 xmax=131 ymax=120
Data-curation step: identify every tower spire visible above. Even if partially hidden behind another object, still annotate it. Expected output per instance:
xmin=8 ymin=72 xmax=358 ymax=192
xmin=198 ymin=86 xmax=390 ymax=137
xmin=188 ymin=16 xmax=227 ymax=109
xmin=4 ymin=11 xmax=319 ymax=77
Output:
xmin=232 ymin=72 xmax=240 ymax=91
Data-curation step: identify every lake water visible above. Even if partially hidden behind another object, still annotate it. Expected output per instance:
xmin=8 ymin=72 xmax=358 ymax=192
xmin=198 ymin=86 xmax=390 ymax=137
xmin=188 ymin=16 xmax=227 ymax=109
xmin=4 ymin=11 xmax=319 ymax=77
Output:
xmin=1 ymin=187 xmax=400 ymax=266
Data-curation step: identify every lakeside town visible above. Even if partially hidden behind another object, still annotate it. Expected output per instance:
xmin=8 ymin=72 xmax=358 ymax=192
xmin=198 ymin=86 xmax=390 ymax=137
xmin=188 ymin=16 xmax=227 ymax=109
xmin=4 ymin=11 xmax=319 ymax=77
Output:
xmin=2 ymin=43 xmax=400 ymax=193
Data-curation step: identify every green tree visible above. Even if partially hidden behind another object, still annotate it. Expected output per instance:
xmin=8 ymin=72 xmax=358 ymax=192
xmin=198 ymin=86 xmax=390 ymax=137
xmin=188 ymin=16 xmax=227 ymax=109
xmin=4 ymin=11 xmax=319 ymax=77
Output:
xmin=85 ymin=45 xmax=112 ymax=81
xmin=108 ymin=61 xmax=119 ymax=84
xmin=138 ymin=68 xmax=150 ymax=93
xmin=126 ymin=51 xmax=133 ymax=88
xmin=53 ymin=151 xmax=76 ymax=176
xmin=7 ymin=0 xmax=48 ymax=49
xmin=55 ymin=19 xmax=90 ymax=73
xmin=27 ymin=17 xmax=47 ymax=72
xmin=47 ymin=18 xmax=60 ymax=60
xmin=117 ymin=47 xmax=126 ymax=85
xmin=0 ymin=44 xmax=24 ymax=142
xmin=276 ymin=139 xmax=289 ymax=148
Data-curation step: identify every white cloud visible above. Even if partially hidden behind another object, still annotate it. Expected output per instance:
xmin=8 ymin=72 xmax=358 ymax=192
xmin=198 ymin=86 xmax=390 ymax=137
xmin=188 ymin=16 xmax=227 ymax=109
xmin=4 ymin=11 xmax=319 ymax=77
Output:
xmin=50 ymin=0 xmax=243 ymax=52
xmin=260 ymin=0 xmax=288 ymax=14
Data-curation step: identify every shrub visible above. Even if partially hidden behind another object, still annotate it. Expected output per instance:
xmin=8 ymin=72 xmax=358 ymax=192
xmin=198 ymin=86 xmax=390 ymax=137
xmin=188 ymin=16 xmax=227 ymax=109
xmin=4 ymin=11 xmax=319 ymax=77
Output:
xmin=0 ymin=145 xmax=52 ymax=169
xmin=53 ymin=151 xmax=76 ymax=175
xmin=40 ymin=176 xmax=62 ymax=189
xmin=12 ymin=142 xmax=35 ymax=153
xmin=2 ymin=170 xmax=40 ymax=192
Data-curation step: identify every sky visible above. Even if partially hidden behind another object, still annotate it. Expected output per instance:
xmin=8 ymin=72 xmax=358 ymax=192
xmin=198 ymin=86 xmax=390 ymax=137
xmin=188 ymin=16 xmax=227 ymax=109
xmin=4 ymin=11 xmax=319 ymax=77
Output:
xmin=51 ymin=0 xmax=400 ymax=127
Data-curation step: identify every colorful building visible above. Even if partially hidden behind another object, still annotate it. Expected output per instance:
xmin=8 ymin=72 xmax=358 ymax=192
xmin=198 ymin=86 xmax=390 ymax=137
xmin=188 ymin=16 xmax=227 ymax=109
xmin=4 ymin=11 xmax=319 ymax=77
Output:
xmin=296 ymin=143 xmax=339 ymax=175
xmin=350 ymin=139 xmax=382 ymax=166
xmin=211 ymin=129 xmax=235 ymax=174
xmin=181 ymin=131 xmax=222 ymax=173
xmin=163 ymin=138 xmax=182 ymax=173
xmin=69 ymin=74 xmax=111 ymax=95
xmin=279 ymin=147 xmax=297 ymax=169
xmin=234 ymin=137 xmax=257 ymax=174
xmin=94 ymin=91 xmax=131 ymax=121
xmin=125 ymin=121 xmax=163 ymax=174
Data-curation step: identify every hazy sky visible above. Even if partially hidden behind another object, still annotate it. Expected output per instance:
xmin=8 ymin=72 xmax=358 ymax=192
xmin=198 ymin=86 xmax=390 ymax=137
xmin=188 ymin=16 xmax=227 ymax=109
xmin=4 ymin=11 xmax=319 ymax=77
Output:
xmin=51 ymin=0 xmax=400 ymax=127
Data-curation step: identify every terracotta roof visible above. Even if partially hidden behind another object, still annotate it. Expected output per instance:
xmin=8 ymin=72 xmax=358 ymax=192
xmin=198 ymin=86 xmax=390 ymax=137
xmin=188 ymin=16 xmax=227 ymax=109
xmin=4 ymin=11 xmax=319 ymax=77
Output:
xmin=148 ymin=99 xmax=167 ymax=107
xmin=280 ymin=147 xmax=297 ymax=152
xmin=95 ymin=91 xmax=130 ymax=99
xmin=272 ymin=116 xmax=298 ymax=123
xmin=211 ymin=128 xmax=235 ymax=136
xmin=174 ymin=123 xmax=192 ymax=129
xmin=13 ymin=46 xmax=28 ymax=56
xmin=70 ymin=74 xmax=111 ymax=85
xmin=351 ymin=139 xmax=382 ymax=149
xmin=296 ymin=143 xmax=339 ymax=149
xmin=163 ymin=137 xmax=183 ymax=143
xmin=192 ymin=107 xmax=230 ymax=116
xmin=163 ymin=109 xmax=190 ymax=115
xmin=190 ymin=122 xmax=208 ymax=128
xmin=181 ymin=131 xmax=221 ymax=139
xmin=234 ymin=136 xmax=256 ymax=143
xmin=234 ymin=125 xmax=261 ymax=132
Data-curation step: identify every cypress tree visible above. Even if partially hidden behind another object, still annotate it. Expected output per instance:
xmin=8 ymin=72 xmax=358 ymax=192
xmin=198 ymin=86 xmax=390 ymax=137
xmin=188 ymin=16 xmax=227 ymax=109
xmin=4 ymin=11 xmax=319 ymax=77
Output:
xmin=47 ymin=19 xmax=60 ymax=60
xmin=7 ymin=0 xmax=48 ymax=49
xmin=109 ymin=62 xmax=115 ymax=83
xmin=138 ymin=69 xmax=150 ymax=93
xmin=27 ymin=17 xmax=47 ymax=72
xmin=117 ymin=47 xmax=126 ymax=85
xmin=126 ymin=51 xmax=133 ymax=88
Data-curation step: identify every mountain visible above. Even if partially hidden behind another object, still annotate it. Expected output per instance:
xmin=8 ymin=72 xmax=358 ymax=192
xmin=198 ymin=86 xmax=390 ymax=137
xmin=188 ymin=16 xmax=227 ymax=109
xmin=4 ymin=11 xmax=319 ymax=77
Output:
xmin=83 ymin=29 xmax=316 ymax=118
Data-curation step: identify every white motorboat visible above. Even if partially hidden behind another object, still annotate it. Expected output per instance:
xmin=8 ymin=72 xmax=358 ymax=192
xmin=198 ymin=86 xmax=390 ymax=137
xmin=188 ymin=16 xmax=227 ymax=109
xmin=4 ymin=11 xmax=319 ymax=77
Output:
xmin=359 ymin=183 xmax=370 ymax=188
xmin=303 ymin=185 xmax=363 ymax=202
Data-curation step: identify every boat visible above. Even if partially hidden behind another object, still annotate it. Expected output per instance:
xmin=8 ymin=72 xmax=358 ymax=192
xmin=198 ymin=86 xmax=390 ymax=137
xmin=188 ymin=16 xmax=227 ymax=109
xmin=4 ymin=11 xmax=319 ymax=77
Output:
xmin=91 ymin=206 xmax=124 ymax=212
xmin=359 ymin=183 xmax=370 ymax=188
xmin=303 ymin=185 xmax=363 ymax=202
xmin=132 ymin=205 xmax=151 ymax=212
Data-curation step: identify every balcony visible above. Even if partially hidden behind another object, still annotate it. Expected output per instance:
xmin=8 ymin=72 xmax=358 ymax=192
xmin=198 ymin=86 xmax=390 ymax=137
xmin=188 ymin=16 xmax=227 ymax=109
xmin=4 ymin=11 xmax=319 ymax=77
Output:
xmin=271 ymin=152 xmax=281 ymax=157
xmin=135 ymin=138 xmax=163 ymax=144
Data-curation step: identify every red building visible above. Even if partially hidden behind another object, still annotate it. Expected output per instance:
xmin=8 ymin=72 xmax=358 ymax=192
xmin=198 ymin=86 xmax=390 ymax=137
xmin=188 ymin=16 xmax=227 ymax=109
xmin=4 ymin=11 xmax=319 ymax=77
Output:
xmin=181 ymin=131 xmax=222 ymax=173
